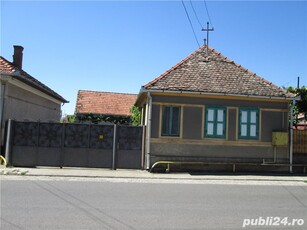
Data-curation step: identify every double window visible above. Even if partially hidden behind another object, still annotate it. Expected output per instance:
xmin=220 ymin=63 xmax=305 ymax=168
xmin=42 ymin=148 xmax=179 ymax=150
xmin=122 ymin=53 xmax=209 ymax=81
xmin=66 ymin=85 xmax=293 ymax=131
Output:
xmin=239 ymin=108 xmax=259 ymax=139
xmin=205 ymin=107 xmax=226 ymax=138
xmin=161 ymin=106 xmax=181 ymax=136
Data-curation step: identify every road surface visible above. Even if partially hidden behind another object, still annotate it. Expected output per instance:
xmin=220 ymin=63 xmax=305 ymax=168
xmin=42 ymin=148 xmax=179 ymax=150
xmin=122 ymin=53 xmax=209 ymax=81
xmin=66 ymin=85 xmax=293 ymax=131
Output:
xmin=1 ymin=176 xmax=306 ymax=229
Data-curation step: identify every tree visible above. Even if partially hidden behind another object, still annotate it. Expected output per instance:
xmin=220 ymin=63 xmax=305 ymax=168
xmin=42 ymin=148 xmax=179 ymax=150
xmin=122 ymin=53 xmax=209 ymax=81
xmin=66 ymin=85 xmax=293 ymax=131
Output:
xmin=285 ymin=86 xmax=307 ymax=126
xmin=130 ymin=106 xmax=141 ymax=126
xmin=296 ymin=86 xmax=307 ymax=119
xmin=61 ymin=114 xmax=76 ymax=123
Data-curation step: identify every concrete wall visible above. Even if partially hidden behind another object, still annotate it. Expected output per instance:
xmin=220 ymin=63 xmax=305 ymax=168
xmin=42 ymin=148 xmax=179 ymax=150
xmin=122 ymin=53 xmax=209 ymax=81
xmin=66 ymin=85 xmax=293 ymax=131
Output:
xmin=3 ymin=83 xmax=62 ymax=122
xmin=0 ymin=82 xmax=62 ymax=147
xmin=148 ymin=94 xmax=290 ymax=165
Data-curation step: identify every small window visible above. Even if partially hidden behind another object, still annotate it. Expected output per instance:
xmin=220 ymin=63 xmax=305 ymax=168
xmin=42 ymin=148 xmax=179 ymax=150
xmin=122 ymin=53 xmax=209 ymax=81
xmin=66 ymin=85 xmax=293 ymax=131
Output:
xmin=205 ymin=107 xmax=226 ymax=138
xmin=161 ymin=106 xmax=181 ymax=137
xmin=239 ymin=108 xmax=259 ymax=139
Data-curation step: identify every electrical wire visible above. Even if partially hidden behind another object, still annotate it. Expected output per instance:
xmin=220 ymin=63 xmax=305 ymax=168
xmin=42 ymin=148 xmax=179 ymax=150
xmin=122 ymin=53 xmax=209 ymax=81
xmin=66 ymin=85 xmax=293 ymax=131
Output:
xmin=203 ymin=0 xmax=214 ymax=28
xmin=181 ymin=0 xmax=200 ymax=47
xmin=189 ymin=0 xmax=204 ymax=29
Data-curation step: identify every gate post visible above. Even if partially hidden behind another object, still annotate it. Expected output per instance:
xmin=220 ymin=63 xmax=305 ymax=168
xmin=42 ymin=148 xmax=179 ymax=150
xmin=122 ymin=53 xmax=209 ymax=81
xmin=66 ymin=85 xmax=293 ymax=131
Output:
xmin=141 ymin=125 xmax=146 ymax=169
xmin=4 ymin=119 xmax=13 ymax=166
xmin=112 ymin=124 xmax=117 ymax=170
xmin=60 ymin=123 xmax=65 ymax=168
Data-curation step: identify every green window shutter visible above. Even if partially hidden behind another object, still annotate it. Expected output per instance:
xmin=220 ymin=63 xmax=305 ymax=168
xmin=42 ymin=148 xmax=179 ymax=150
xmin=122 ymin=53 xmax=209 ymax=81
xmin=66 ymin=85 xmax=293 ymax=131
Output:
xmin=239 ymin=108 xmax=259 ymax=140
xmin=205 ymin=107 xmax=226 ymax=139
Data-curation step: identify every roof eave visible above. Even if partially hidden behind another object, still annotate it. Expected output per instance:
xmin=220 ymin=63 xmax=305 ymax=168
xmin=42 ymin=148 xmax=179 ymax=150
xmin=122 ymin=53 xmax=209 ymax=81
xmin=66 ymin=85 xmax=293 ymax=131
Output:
xmin=10 ymin=71 xmax=69 ymax=103
xmin=138 ymin=88 xmax=299 ymax=101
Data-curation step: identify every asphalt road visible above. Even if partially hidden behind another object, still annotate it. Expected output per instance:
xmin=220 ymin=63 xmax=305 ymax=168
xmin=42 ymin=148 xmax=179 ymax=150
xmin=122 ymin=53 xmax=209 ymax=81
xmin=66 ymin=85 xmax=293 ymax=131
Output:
xmin=1 ymin=177 xmax=307 ymax=230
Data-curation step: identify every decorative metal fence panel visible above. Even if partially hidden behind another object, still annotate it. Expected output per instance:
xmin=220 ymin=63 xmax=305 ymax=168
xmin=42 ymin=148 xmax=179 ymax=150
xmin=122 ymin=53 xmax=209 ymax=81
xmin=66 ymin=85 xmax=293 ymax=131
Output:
xmin=10 ymin=121 xmax=144 ymax=169
xmin=118 ymin=126 xmax=143 ymax=150
xmin=39 ymin=123 xmax=63 ymax=147
xmin=293 ymin=130 xmax=307 ymax=154
xmin=13 ymin=122 xmax=39 ymax=146
xmin=117 ymin=126 xmax=144 ymax=169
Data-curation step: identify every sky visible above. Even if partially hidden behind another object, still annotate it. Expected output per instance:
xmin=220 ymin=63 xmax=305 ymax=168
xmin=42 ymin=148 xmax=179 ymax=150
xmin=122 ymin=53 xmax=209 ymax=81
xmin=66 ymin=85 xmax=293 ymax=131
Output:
xmin=1 ymin=0 xmax=306 ymax=116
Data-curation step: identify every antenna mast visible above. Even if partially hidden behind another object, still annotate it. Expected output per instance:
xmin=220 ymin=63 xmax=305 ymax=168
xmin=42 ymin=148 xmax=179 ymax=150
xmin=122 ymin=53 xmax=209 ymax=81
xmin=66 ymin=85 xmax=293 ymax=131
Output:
xmin=202 ymin=22 xmax=214 ymax=55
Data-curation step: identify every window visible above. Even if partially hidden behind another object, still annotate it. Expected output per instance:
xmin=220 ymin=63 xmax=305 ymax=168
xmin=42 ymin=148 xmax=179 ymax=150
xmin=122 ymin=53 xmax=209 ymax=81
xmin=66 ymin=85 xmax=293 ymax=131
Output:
xmin=205 ymin=107 xmax=226 ymax=138
xmin=161 ymin=106 xmax=181 ymax=137
xmin=239 ymin=108 xmax=259 ymax=139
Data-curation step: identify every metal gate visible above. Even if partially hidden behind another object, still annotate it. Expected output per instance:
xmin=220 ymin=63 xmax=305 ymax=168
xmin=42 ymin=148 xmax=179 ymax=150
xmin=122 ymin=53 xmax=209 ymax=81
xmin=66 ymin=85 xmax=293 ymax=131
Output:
xmin=7 ymin=121 xmax=144 ymax=169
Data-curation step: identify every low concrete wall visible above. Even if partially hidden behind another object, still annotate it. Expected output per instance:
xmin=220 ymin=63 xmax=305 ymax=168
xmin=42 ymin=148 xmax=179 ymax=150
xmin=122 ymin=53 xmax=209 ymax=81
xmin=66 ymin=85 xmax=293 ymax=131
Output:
xmin=150 ymin=141 xmax=289 ymax=164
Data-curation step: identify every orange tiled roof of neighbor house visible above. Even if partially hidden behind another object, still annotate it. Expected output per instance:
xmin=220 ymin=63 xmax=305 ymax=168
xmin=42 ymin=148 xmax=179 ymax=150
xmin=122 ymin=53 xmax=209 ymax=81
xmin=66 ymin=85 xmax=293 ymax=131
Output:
xmin=76 ymin=90 xmax=138 ymax=116
xmin=143 ymin=45 xmax=295 ymax=99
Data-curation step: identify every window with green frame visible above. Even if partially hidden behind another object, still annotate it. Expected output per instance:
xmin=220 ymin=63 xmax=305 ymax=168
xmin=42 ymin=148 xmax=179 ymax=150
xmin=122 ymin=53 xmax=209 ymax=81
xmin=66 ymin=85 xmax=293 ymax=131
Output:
xmin=205 ymin=107 xmax=226 ymax=138
xmin=239 ymin=108 xmax=259 ymax=139
xmin=161 ymin=106 xmax=181 ymax=137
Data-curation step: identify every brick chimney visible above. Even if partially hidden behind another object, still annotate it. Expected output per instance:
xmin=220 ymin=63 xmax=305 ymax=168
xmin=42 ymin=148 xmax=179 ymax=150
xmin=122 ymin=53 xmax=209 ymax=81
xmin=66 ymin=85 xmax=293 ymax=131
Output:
xmin=13 ymin=45 xmax=24 ymax=69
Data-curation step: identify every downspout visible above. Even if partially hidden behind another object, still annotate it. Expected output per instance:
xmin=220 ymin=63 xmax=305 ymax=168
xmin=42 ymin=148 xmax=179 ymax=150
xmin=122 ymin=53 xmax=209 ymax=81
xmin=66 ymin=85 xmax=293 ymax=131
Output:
xmin=289 ymin=99 xmax=295 ymax=173
xmin=5 ymin=119 xmax=12 ymax=166
xmin=0 ymin=84 xmax=5 ymax=153
xmin=146 ymin=92 xmax=152 ymax=170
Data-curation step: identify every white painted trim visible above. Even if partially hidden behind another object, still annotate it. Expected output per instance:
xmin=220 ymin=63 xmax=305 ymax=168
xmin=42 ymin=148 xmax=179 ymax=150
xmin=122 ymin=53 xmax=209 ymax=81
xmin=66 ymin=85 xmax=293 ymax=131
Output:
xmin=1 ymin=76 xmax=62 ymax=105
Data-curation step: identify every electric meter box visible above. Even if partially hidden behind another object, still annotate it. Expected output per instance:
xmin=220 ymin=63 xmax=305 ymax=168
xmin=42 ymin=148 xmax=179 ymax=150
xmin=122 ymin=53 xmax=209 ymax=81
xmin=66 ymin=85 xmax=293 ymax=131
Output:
xmin=272 ymin=132 xmax=288 ymax=146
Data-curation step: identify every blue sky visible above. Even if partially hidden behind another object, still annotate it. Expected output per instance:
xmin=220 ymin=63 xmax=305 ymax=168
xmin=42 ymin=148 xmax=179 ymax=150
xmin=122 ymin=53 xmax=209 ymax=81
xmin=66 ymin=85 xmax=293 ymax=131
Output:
xmin=1 ymin=1 xmax=306 ymax=116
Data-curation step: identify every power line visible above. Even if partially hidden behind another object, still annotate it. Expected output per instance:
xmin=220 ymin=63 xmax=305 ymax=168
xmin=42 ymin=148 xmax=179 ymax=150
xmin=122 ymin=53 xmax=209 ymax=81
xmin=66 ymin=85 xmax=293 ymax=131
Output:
xmin=189 ymin=0 xmax=204 ymax=29
xmin=181 ymin=0 xmax=200 ymax=47
xmin=203 ymin=0 xmax=214 ymax=28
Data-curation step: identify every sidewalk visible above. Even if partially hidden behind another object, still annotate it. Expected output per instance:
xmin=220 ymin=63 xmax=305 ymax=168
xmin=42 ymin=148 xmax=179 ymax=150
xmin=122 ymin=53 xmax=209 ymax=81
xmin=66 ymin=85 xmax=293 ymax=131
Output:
xmin=1 ymin=166 xmax=306 ymax=182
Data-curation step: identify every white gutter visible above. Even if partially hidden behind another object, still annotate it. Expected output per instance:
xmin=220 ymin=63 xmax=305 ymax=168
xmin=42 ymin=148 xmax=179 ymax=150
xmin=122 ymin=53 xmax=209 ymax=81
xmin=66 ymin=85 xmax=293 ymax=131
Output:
xmin=137 ymin=89 xmax=299 ymax=102
xmin=0 ymin=83 xmax=4 ymax=148
xmin=146 ymin=92 xmax=152 ymax=170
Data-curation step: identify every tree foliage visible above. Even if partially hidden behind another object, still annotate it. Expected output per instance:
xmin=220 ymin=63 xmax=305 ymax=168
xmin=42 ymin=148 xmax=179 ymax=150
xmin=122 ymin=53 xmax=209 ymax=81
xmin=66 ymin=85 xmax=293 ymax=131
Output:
xmin=130 ymin=106 xmax=141 ymax=126
xmin=285 ymin=86 xmax=307 ymax=125
xmin=296 ymin=86 xmax=307 ymax=118
xmin=75 ymin=113 xmax=131 ymax=125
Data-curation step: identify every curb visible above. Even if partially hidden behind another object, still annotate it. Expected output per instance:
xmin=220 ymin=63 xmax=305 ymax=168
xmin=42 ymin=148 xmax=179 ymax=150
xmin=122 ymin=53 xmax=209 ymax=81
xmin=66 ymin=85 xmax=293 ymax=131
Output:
xmin=1 ymin=169 xmax=306 ymax=183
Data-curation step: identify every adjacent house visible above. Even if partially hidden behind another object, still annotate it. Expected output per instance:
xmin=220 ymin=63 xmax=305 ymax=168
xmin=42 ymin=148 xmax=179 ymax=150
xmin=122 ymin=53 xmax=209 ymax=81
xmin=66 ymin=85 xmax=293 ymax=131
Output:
xmin=75 ymin=90 xmax=137 ymax=124
xmin=0 ymin=46 xmax=68 ymax=149
xmin=296 ymin=113 xmax=307 ymax=130
xmin=136 ymin=45 xmax=297 ymax=171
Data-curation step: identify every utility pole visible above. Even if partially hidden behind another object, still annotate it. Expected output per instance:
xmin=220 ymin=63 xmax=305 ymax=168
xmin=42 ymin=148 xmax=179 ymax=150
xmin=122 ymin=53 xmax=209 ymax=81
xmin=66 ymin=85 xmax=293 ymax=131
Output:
xmin=202 ymin=22 xmax=214 ymax=55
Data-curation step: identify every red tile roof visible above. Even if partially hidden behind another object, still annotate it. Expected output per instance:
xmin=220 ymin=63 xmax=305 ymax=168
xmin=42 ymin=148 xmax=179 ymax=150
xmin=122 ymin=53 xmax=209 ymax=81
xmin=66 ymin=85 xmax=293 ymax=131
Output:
xmin=0 ymin=56 xmax=68 ymax=103
xmin=76 ymin=90 xmax=137 ymax=116
xmin=143 ymin=45 xmax=295 ymax=99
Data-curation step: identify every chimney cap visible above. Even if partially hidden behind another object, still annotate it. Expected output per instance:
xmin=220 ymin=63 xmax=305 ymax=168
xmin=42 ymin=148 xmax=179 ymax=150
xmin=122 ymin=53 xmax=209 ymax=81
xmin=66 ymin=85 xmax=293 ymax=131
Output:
xmin=13 ymin=45 xmax=24 ymax=51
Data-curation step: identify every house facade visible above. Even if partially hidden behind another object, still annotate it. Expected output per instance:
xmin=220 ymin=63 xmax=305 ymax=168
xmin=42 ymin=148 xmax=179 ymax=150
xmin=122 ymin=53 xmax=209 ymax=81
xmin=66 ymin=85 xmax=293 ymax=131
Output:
xmin=0 ymin=46 xmax=68 ymax=149
xmin=136 ymin=45 xmax=296 ymax=171
xmin=75 ymin=90 xmax=137 ymax=124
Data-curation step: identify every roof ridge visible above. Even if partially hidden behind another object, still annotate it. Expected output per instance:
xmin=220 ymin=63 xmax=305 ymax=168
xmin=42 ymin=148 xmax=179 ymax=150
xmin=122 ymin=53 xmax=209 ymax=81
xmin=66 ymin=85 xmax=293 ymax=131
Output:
xmin=78 ymin=90 xmax=137 ymax=95
xmin=142 ymin=45 xmax=294 ymax=99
